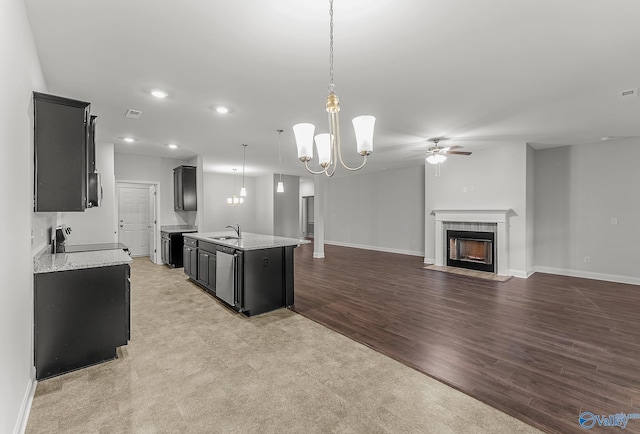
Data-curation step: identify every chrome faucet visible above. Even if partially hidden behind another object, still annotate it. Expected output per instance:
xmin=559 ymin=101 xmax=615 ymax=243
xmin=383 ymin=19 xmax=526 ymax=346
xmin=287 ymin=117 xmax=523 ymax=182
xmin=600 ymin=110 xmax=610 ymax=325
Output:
xmin=225 ymin=224 xmax=241 ymax=238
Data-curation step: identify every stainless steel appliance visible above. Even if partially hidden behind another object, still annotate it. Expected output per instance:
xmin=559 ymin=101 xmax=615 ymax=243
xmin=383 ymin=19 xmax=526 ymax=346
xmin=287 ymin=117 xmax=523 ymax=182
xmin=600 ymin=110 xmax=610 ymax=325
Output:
xmin=216 ymin=249 xmax=237 ymax=307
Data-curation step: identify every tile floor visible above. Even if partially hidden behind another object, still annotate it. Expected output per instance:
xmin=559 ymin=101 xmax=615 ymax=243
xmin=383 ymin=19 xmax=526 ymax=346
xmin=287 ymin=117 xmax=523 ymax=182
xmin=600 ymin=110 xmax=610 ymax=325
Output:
xmin=26 ymin=257 xmax=540 ymax=433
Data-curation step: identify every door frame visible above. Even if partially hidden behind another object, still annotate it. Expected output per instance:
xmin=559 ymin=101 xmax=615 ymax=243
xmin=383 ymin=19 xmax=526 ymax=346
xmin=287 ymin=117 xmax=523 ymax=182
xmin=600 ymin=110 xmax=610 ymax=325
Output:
xmin=116 ymin=180 xmax=160 ymax=264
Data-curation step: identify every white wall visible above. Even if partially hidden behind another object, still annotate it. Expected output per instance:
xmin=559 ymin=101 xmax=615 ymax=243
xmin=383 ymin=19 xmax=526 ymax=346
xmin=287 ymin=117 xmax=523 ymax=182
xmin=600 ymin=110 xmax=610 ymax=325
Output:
xmin=60 ymin=142 xmax=117 ymax=244
xmin=201 ymin=172 xmax=256 ymax=232
xmin=273 ymin=174 xmax=301 ymax=238
xmin=425 ymin=143 xmax=528 ymax=276
xmin=324 ymin=165 xmax=425 ymax=256
xmin=534 ymin=142 xmax=640 ymax=284
xmin=253 ymin=175 xmax=274 ymax=235
xmin=1 ymin=0 xmax=46 ymax=432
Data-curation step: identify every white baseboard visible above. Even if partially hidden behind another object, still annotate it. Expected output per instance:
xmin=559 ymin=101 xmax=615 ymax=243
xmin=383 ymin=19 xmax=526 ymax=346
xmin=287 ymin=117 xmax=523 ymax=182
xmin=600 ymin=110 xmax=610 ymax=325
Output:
xmin=312 ymin=252 xmax=325 ymax=259
xmin=423 ymin=257 xmax=435 ymax=264
xmin=534 ymin=266 xmax=640 ymax=286
xmin=324 ymin=240 xmax=424 ymax=257
xmin=509 ymin=269 xmax=529 ymax=279
xmin=14 ymin=374 xmax=36 ymax=434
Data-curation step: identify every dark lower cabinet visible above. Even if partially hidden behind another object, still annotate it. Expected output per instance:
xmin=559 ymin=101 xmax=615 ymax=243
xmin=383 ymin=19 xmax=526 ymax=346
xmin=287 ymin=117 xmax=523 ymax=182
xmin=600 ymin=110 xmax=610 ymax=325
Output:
xmin=161 ymin=231 xmax=193 ymax=268
xmin=183 ymin=239 xmax=198 ymax=281
xmin=34 ymin=264 xmax=130 ymax=380
xmin=196 ymin=244 xmax=216 ymax=292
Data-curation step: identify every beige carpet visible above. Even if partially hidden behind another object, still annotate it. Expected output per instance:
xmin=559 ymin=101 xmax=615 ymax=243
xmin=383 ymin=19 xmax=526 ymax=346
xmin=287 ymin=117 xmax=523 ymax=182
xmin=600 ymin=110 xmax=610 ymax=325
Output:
xmin=424 ymin=264 xmax=513 ymax=282
xmin=26 ymin=257 xmax=537 ymax=433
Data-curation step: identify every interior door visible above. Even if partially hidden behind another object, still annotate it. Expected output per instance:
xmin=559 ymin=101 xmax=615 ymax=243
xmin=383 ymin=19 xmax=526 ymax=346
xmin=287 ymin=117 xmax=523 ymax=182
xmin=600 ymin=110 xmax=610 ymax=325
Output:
xmin=118 ymin=185 xmax=150 ymax=257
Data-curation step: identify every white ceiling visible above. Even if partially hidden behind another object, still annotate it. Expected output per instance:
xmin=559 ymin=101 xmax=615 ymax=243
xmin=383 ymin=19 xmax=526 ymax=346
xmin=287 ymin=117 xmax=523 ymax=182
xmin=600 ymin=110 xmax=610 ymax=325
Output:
xmin=23 ymin=0 xmax=640 ymax=178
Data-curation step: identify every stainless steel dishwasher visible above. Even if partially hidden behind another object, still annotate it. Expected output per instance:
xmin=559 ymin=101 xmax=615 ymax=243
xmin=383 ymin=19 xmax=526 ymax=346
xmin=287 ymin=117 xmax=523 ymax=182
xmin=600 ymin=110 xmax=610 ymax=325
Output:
xmin=215 ymin=248 xmax=237 ymax=307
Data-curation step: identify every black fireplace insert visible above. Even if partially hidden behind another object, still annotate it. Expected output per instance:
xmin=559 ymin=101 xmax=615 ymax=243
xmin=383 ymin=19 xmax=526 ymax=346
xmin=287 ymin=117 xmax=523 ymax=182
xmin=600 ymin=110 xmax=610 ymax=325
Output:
xmin=446 ymin=230 xmax=495 ymax=272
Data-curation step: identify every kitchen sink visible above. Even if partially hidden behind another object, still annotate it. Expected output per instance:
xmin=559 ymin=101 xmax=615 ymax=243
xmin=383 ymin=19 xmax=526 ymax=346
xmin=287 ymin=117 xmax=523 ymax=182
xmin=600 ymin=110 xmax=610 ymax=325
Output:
xmin=210 ymin=236 xmax=241 ymax=241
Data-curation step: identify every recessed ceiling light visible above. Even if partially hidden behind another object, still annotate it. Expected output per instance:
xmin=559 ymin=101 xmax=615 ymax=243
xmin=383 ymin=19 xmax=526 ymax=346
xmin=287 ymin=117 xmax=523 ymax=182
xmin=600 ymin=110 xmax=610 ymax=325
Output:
xmin=123 ymin=137 xmax=135 ymax=143
xmin=151 ymin=89 xmax=168 ymax=99
xmin=215 ymin=106 xmax=230 ymax=114
xmin=167 ymin=143 xmax=178 ymax=149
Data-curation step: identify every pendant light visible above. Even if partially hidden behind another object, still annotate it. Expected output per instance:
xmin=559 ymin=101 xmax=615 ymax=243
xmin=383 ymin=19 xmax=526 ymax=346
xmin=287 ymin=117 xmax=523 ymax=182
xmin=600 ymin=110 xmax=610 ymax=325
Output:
xmin=226 ymin=169 xmax=244 ymax=206
xmin=240 ymin=144 xmax=247 ymax=197
xmin=292 ymin=0 xmax=375 ymax=177
xmin=276 ymin=129 xmax=284 ymax=193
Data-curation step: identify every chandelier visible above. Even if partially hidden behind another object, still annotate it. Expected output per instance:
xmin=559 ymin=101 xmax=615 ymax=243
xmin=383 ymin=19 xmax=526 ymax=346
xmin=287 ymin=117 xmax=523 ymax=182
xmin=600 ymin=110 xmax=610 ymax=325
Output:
xmin=292 ymin=0 xmax=375 ymax=177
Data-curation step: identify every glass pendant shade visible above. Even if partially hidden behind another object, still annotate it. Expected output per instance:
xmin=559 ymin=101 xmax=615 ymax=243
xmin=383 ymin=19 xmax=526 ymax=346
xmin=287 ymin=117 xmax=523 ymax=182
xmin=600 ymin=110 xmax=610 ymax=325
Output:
xmin=276 ymin=181 xmax=284 ymax=193
xmin=426 ymin=154 xmax=447 ymax=164
xmin=314 ymin=133 xmax=332 ymax=167
xmin=240 ymin=187 xmax=247 ymax=197
xmin=227 ymin=197 xmax=232 ymax=205
xmin=352 ymin=115 xmax=375 ymax=155
xmin=293 ymin=123 xmax=315 ymax=161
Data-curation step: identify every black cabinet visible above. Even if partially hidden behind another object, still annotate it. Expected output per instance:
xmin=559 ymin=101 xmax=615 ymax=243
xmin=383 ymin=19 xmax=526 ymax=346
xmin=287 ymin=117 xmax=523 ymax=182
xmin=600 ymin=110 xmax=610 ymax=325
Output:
xmin=183 ymin=237 xmax=198 ymax=280
xmin=173 ymin=165 xmax=197 ymax=211
xmin=34 ymin=264 xmax=130 ymax=380
xmin=33 ymin=92 xmax=93 ymax=212
xmin=196 ymin=241 xmax=217 ymax=292
xmin=161 ymin=231 xmax=193 ymax=268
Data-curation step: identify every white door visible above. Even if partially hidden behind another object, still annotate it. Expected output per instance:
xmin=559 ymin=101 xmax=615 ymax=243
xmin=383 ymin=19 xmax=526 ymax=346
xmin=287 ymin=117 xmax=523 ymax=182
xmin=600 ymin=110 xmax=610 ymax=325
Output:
xmin=149 ymin=185 xmax=158 ymax=263
xmin=118 ymin=185 xmax=151 ymax=257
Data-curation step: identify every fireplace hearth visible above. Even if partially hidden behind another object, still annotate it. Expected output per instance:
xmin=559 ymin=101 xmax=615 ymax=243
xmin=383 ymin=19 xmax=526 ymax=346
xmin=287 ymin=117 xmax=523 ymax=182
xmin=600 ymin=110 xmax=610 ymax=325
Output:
xmin=447 ymin=230 xmax=495 ymax=272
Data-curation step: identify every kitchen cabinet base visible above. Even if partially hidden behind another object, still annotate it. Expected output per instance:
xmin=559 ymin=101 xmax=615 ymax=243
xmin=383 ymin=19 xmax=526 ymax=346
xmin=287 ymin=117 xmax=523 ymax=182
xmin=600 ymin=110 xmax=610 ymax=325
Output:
xmin=34 ymin=264 xmax=130 ymax=380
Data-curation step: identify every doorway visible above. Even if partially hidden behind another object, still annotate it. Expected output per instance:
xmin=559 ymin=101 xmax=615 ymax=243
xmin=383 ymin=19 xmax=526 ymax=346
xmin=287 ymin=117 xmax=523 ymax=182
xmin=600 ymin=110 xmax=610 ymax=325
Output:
xmin=302 ymin=196 xmax=314 ymax=238
xmin=117 ymin=183 xmax=157 ymax=259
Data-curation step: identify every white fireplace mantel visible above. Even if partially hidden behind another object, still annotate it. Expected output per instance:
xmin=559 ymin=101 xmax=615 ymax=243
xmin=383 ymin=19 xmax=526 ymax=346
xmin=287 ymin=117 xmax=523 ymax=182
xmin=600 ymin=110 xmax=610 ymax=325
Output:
xmin=432 ymin=209 xmax=512 ymax=276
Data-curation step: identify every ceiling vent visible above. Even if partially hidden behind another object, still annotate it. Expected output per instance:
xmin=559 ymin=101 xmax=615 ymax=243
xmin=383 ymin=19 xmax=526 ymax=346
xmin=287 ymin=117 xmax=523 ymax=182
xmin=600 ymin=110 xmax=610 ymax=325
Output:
xmin=125 ymin=109 xmax=143 ymax=119
xmin=619 ymin=88 xmax=638 ymax=100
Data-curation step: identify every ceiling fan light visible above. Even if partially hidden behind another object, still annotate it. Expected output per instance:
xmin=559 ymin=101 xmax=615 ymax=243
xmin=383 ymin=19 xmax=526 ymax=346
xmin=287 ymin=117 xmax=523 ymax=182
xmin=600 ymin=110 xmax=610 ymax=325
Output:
xmin=293 ymin=123 xmax=315 ymax=161
xmin=352 ymin=115 xmax=375 ymax=155
xmin=426 ymin=154 xmax=447 ymax=164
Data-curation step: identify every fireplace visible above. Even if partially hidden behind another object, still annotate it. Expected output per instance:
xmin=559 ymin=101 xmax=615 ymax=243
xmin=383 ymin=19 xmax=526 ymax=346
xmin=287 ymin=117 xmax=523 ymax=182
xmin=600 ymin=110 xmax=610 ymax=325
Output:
xmin=447 ymin=230 xmax=495 ymax=272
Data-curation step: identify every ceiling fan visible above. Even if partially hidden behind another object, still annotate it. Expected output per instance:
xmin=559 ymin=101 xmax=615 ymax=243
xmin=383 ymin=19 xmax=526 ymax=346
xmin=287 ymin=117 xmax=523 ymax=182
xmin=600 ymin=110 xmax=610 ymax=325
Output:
xmin=423 ymin=137 xmax=472 ymax=164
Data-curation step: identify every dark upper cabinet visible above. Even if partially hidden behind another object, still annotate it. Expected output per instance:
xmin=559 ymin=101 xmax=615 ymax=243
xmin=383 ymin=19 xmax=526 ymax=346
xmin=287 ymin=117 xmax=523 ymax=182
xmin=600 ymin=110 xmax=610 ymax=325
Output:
xmin=33 ymin=92 xmax=92 ymax=212
xmin=173 ymin=165 xmax=197 ymax=211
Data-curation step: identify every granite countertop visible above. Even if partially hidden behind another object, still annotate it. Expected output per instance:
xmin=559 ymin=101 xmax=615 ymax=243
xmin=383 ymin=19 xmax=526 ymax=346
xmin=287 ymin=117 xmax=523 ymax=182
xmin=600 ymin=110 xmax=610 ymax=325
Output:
xmin=34 ymin=247 xmax=132 ymax=274
xmin=184 ymin=232 xmax=309 ymax=251
xmin=160 ymin=225 xmax=198 ymax=234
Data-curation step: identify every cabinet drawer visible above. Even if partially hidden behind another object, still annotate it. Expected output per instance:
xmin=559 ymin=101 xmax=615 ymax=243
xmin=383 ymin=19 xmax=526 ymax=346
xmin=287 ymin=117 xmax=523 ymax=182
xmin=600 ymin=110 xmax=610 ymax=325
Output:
xmin=198 ymin=240 xmax=217 ymax=253
xmin=184 ymin=237 xmax=197 ymax=248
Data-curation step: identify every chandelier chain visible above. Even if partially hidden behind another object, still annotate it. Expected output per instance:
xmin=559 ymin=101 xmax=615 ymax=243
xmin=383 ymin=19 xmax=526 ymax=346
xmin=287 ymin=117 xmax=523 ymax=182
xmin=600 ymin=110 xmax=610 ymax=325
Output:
xmin=328 ymin=0 xmax=335 ymax=92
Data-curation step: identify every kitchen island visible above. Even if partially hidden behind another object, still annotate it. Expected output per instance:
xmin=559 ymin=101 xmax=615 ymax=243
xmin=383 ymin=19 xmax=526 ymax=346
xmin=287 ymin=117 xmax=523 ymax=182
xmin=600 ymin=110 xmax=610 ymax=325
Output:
xmin=183 ymin=232 xmax=307 ymax=316
xmin=33 ymin=245 xmax=131 ymax=380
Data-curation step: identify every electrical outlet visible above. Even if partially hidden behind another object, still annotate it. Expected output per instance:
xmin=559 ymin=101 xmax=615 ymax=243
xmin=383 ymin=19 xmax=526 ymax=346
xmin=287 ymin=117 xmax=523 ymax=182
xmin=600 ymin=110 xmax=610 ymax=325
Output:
xmin=584 ymin=256 xmax=591 ymax=263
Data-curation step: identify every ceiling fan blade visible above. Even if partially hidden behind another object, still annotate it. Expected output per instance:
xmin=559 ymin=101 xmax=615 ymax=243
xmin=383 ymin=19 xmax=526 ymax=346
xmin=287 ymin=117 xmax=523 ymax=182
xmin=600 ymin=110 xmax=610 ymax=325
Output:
xmin=447 ymin=145 xmax=463 ymax=150
xmin=446 ymin=151 xmax=472 ymax=155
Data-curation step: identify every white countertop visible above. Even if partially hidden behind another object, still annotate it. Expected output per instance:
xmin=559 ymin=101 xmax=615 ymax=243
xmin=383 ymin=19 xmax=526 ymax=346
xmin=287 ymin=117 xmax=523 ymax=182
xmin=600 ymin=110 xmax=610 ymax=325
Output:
xmin=34 ymin=248 xmax=132 ymax=274
xmin=184 ymin=231 xmax=309 ymax=251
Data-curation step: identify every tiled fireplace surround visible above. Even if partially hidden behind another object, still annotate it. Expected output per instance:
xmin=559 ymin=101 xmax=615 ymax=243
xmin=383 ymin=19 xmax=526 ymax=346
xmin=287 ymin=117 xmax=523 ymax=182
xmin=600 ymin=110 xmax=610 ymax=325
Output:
xmin=432 ymin=210 xmax=511 ymax=276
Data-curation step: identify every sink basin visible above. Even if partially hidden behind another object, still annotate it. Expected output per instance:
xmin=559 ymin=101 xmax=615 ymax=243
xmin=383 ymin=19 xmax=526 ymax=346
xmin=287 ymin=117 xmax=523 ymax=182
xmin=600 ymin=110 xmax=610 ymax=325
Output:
xmin=210 ymin=236 xmax=241 ymax=241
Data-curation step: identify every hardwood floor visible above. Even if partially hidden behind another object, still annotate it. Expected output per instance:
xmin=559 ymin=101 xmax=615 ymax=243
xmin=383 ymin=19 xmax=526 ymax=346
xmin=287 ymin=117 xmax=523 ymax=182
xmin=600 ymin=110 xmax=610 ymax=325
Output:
xmin=291 ymin=242 xmax=640 ymax=434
